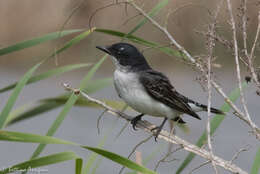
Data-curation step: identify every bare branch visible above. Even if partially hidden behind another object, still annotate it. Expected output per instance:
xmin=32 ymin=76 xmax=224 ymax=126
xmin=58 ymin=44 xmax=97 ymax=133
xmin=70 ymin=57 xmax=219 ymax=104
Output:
xmin=154 ymin=146 xmax=182 ymax=171
xmin=230 ymin=145 xmax=251 ymax=164
xmin=128 ymin=0 xmax=260 ymax=140
xmin=226 ymin=0 xmax=260 ymax=140
xmin=205 ymin=1 xmax=223 ymax=173
xmin=189 ymin=160 xmax=211 ymax=174
xmin=119 ymin=135 xmax=153 ymax=174
xmin=247 ymin=11 xmax=260 ymax=89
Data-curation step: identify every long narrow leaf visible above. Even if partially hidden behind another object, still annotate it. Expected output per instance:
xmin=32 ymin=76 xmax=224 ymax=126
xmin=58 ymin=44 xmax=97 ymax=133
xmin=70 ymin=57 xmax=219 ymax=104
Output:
xmin=126 ymin=0 xmax=168 ymax=36
xmin=0 ymin=62 xmax=42 ymax=128
xmin=30 ymin=94 xmax=79 ymax=159
xmin=250 ymin=147 xmax=260 ymax=174
xmin=0 ymin=152 xmax=79 ymax=174
xmin=0 ymin=130 xmax=157 ymax=174
xmin=0 ymin=63 xmax=91 ymax=93
xmin=0 ymin=130 xmax=76 ymax=145
xmin=81 ymin=146 xmax=157 ymax=174
xmin=5 ymin=78 xmax=112 ymax=127
xmin=51 ymin=28 xmax=96 ymax=57
xmin=29 ymin=56 xmax=106 ymax=160
xmin=95 ymin=28 xmax=182 ymax=58
xmin=176 ymin=82 xmax=248 ymax=174
xmin=0 ymin=29 xmax=82 ymax=56
xmin=75 ymin=158 xmax=83 ymax=174
xmin=82 ymin=115 xmax=120 ymax=174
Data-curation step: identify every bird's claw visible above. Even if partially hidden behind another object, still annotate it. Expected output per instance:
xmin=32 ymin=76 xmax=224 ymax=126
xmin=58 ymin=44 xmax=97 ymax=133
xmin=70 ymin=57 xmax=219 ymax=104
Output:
xmin=131 ymin=114 xmax=144 ymax=131
xmin=151 ymin=126 xmax=161 ymax=142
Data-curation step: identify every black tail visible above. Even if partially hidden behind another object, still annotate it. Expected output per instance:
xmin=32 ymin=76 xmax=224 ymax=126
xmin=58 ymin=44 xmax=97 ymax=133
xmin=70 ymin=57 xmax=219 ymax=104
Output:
xmin=189 ymin=99 xmax=225 ymax=115
xmin=199 ymin=104 xmax=225 ymax=115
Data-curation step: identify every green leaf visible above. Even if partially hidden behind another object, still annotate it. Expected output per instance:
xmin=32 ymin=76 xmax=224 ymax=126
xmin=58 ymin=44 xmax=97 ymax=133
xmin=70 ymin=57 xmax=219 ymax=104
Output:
xmin=0 ymin=152 xmax=79 ymax=174
xmin=30 ymin=94 xmax=79 ymax=159
xmin=81 ymin=146 xmax=157 ymax=174
xmin=0 ymin=130 xmax=76 ymax=145
xmin=29 ymin=55 xmax=107 ymax=160
xmin=176 ymin=82 xmax=248 ymax=174
xmin=0 ymin=62 xmax=42 ymax=128
xmin=75 ymin=158 xmax=83 ymax=174
xmin=250 ymin=147 xmax=260 ymax=174
xmin=95 ymin=28 xmax=182 ymax=58
xmin=126 ymin=0 xmax=168 ymax=36
xmin=0 ymin=63 xmax=91 ymax=93
xmin=82 ymin=115 xmax=119 ymax=174
xmin=0 ymin=130 xmax=157 ymax=174
xmin=5 ymin=102 xmax=62 ymax=127
xmin=0 ymin=29 xmax=82 ymax=56
xmin=51 ymin=28 xmax=95 ymax=57
xmin=5 ymin=78 xmax=112 ymax=127
xmin=1 ymin=28 xmax=94 ymax=130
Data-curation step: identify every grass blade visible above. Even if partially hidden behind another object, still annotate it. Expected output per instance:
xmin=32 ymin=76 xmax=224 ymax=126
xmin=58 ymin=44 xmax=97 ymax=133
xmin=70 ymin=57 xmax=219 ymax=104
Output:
xmin=95 ymin=28 xmax=182 ymax=58
xmin=0 ymin=62 xmax=42 ymax=128
xmin=0 ymin=130 xmax=76 ymax=145
xmin=51 ymin=28 xmax=96 ymax=57
xmin=82 ymin=116 xmax=120 ymax=174
xmin=0 ymin=63 xmax=91 ymax=93
xmin=0 ymin=130 xmax=157 ymax=174
xmin=0 ymin=29 xmax=82 ymax=56
xmin=250 ymin=147 xmax=260 ymax=174
xmin=30 ymin=93 xmax=79 ymax=159
xmin=1 ymin=28 xmax=94 ymax=130
xmin=126 ymin=0 xmax=168 ymax=36
xmin=29 ymin=56 xmax=106 ymax=160
xmin=0 ymin=152 xmax=79 ymax=174
xmin=176 ymin=82 xmax=248 ymax=174
xmin=81 ymin=146 xmax=157 ymax=174
xmin=75 ymin=158 xmax=83 ymax=174
xmin=5 ymin=78 xmax=112 ymax=127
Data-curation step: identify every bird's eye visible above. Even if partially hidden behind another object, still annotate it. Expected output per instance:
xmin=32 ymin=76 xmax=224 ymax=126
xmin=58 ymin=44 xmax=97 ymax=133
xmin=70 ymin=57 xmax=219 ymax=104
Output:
xmin=117 ymin=47 xmax=125 ymax=55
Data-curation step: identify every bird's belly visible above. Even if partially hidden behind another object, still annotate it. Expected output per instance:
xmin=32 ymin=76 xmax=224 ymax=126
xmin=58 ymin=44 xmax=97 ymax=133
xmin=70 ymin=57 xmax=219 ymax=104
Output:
xmin=114 ymin=71 xmax=176 ymax=118
xmin=123 ymin=89 xmax=172 ymax=117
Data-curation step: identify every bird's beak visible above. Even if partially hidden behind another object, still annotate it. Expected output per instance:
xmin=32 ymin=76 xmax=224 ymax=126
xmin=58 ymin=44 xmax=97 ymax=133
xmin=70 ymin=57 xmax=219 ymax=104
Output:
xmin=96 ymin=45 xmax=111 ymax=55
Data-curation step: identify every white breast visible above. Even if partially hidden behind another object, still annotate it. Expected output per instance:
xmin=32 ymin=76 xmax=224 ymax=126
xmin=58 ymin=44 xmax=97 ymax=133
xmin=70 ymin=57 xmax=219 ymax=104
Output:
xmin=113 ymin=70 xmax=179 ymax=119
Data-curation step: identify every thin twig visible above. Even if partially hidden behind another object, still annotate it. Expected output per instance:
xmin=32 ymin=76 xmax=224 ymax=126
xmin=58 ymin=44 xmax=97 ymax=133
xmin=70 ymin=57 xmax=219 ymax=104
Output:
xmin=206 ymin=1 xmax=223 ymax=173
xmin=189 ymin=160 xmax=211 ymax=174
xmin=226 ymin=0 xmax=260 ymax=140
xmin=63 ymin=83 xmax=248 ymax=174
xmin=154 ymin=146 xmax=182 ymax=171
xmin=97 ymin=109 xmax=107 ymax=134
xmin=128 ymin=0 xmax=260 ymax=140
xmin=230 ymin=145 xmax=251 ymax=164
xmin=247 ymin=11 xmax=260 ymax=89
xmin=242 ymin=0 xmax=249 ymax=57
xmin=118 ymin=135 xmax=153 ymax=174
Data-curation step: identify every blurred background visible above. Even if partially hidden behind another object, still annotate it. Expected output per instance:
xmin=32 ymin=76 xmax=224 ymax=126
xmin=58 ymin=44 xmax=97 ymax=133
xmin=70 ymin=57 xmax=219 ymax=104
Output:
xmin=0 ymin=0 xmax=260 ymax=173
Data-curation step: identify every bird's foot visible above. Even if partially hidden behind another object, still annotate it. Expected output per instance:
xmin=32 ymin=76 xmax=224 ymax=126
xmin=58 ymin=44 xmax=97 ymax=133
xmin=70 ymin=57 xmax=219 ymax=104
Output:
xmin=151 ymin=117 xmax=168 ymax=142
xmin=151 ymin=126 xmax=162 ymax=142
xmin=131 ymin=114 xmax=144 ymax=130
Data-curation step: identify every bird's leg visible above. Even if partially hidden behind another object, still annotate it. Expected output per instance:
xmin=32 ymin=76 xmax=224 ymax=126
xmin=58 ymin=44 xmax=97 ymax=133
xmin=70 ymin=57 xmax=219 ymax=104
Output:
xmin=131 ymin=113 xmax=144 ymax=130
xmin=151 ymin=117 xmax=168 ymax=142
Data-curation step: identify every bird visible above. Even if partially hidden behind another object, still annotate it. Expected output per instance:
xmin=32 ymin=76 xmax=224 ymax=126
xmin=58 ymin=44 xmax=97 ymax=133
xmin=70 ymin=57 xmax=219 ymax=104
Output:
xmin=96 ymin=42 xmax=224 ymax=141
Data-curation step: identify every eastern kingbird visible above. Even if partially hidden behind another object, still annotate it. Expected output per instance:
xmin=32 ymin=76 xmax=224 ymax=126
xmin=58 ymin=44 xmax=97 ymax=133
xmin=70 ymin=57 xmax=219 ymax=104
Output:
xmin=96 ymin=43 xmax=224 ymax=141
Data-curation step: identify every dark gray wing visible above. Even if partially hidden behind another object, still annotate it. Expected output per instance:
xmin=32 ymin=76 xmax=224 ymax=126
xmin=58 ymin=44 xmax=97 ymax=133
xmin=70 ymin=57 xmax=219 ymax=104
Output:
xmin=139 ymin=70 xmax=201 ymax=120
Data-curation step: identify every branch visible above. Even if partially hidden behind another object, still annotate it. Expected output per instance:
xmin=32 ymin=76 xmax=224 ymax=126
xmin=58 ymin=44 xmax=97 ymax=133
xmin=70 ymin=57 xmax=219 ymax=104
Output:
xmin=226 ymin=0 xmax=260 ymax=140
xmin=205 ymin=1 xmax=224 ymax=173
xmin=128 ymin=0 xmax=260 ymax=140
xmin=63 ymin=83 xmax=248 ymax=174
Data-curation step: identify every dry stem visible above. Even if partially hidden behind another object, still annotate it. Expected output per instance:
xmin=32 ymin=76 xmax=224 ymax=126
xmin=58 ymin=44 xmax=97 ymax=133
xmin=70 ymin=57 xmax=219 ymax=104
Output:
xmin=129 ymin=0 xmax=260 ymax=140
